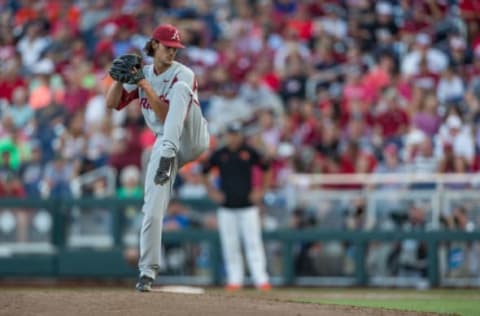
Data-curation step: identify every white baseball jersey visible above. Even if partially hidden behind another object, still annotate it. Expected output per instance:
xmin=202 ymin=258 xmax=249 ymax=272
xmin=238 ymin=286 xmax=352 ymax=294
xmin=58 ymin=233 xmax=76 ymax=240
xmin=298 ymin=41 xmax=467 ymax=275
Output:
xmin=141 ymin=61 xmax=196 ymax=134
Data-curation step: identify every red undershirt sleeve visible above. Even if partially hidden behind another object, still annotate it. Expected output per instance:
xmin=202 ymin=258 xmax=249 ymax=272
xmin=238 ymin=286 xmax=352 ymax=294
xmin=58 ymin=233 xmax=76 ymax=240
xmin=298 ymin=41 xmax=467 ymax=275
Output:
xmin=116 ymin=88 xmax=139 ymax=110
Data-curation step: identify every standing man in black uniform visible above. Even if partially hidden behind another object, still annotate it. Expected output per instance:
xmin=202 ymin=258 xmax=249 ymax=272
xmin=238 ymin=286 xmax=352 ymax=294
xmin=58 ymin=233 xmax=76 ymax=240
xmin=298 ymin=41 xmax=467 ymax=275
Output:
xmin=202 ymin=121 xmax=271 ymax=291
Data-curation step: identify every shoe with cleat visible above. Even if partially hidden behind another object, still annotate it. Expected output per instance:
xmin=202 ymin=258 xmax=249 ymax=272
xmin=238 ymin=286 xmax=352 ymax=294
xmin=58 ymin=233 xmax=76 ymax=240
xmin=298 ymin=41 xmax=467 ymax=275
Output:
xmin=135 ymin=275 xmax=154 ymax=292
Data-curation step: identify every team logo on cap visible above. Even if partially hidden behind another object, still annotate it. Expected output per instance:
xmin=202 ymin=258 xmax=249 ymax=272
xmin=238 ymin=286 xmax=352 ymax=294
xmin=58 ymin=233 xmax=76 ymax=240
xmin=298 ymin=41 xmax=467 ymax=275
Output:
xmin=171 ymin=30 xmax=180 ymax=41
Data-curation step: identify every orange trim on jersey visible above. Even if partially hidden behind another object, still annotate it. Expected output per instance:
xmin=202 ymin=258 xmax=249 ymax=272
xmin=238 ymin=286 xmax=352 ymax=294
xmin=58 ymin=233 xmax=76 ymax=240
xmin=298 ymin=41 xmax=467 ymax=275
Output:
xmin=117 ymin=88 xmax=139 ymax=110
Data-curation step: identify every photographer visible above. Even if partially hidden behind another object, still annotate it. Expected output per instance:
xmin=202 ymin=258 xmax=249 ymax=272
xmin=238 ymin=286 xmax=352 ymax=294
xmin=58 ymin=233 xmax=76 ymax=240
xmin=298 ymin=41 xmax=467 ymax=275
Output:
xmin=387 ymin=205 xmax=428 ymax=278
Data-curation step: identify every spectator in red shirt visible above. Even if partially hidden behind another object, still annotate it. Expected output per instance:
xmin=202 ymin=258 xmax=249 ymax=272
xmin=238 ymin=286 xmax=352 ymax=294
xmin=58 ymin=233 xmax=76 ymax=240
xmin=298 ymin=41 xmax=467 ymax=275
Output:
xmin=400 ymin=2 xmax=433 ymax=35
xmin=437 ymin=143 xmax=468 ymax=176
xmin=257 ymin=57 xmax=281 ymax=92
xmin=290 ymin=101 xmax=320 ymax=147
xmin=411 ymin=57 xmax=440 ymax=91
xmin=62 ymin=57 xmax=92 ymax=114
xmin=362 ymin=53 xmax=395 ymax=103
xmin=286 ymin=4 xmax=314 ymax=42
xmin=340 ymin=140 xmax=376 ymax=175
xmin=14 ymin=5 xmax=38 ymax=27
xmin=0 ymin=58 xmax=26 ymax=103
xmin=460 ymin=0 xmax=480 ymax=21
xmin=217 ymin=39 xmax=254 ymax=84
xmin=374 ymin=88 xmax=409 ymax=146
xmin=0 ymin=171 xmax=26 ymax=198
xmin=45 ymin=1 xmax=81 ymax=35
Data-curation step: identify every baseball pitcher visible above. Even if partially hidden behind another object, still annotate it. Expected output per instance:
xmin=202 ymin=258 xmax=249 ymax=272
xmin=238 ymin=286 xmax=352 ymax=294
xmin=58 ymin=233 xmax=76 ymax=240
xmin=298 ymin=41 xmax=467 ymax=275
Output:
xmin=105 ymin=24 xmax=210 ymax=292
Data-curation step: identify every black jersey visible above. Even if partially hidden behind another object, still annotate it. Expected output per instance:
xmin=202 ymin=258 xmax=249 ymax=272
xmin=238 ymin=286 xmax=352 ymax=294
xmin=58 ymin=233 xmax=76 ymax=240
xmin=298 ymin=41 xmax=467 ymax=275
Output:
xmin=203 ymin=144 xmax=270 ymax=208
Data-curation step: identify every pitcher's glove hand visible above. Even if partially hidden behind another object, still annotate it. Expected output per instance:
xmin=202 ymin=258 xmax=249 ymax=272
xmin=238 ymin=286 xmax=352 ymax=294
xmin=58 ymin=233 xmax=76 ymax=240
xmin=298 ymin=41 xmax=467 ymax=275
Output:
xmin=109 ymin=54 xmax=145 ymax=84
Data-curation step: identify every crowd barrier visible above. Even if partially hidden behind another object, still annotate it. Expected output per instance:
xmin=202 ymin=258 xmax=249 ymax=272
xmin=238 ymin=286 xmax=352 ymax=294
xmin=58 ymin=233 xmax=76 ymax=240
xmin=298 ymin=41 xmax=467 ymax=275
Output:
xmin=0 ymin=173 xmax=479 ymax=287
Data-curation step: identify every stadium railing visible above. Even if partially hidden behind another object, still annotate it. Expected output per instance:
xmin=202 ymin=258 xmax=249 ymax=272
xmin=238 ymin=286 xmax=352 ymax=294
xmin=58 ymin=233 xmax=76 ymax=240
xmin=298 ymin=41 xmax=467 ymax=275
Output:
xmin=0 ymin=172 xmax=479 ymax=287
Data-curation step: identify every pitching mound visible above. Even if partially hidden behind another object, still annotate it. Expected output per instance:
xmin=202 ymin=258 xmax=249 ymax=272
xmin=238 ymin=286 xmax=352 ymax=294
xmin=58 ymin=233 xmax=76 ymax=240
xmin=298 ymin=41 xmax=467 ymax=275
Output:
xmin=0 ymin=288 xmax=440 ymax=316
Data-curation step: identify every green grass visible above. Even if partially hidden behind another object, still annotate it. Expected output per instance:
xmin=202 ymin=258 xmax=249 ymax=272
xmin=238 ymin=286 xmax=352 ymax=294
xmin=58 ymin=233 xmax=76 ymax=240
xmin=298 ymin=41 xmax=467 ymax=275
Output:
xmin=294 ymin=290 xmax=480 ymax=316
xmin=316 ymin=298 xmax=479 ymax=316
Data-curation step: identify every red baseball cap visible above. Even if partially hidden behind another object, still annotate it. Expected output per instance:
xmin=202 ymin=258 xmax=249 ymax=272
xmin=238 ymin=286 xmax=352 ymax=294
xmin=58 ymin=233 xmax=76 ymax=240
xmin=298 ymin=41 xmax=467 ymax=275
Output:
xmin=152 ymin=24 xmax=185 ymax=48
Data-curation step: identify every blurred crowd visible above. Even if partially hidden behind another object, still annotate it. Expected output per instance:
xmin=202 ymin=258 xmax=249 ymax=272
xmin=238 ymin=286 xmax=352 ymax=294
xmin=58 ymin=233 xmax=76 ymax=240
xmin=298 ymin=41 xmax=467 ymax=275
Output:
xmin=1 ymin=0 xmax=480 ymax=205
xmin=2 ymin=0 xmax=480 ymax=281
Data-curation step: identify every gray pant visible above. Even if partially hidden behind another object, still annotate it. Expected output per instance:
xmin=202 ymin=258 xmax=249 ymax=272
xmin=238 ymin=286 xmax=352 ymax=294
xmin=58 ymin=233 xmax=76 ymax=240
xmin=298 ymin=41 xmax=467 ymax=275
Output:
xmin=138 ymin=141 xmax=178 ymax=279
xmin=160 ymin=81 xmax=210 ymax=163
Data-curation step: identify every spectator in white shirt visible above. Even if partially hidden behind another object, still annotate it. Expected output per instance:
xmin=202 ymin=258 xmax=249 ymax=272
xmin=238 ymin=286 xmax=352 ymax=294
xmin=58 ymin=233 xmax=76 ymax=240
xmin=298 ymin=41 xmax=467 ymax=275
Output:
xmin=206 ymin=83 xmax=252 ymax=135
xmin=409 ymin=137 xmax=438 ymax=174
xmin=434 ymin=115 xmax=475 ymax=167
xmin=436 ymin=66 xmax=465 ymax=105
xmin=238 ymin=70 xmax=284 ymax=117
xmin=401 ymin=33 xmax=448 ymax=77
xmin=317 ymin=4 xmax=347 ymax=39
xmin=16 ymin=22 xmax=51 ymax=73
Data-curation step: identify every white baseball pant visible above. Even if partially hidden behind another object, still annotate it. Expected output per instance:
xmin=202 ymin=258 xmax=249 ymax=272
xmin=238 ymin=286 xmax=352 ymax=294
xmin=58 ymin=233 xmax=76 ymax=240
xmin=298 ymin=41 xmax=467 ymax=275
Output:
xmin=218 ymin=206 xmax=269 ymax=286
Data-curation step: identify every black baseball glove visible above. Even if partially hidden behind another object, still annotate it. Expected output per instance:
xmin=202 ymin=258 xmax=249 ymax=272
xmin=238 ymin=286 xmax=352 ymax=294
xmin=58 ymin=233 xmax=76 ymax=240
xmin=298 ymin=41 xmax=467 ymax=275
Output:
xmin=109 ymin=54 xmax=145 ymax=84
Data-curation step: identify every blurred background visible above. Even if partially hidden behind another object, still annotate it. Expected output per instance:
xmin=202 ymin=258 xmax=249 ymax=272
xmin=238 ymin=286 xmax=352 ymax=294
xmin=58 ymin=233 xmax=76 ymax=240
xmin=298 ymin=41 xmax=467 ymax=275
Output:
xmin=0 ymin=0 xmax=480 ymax=288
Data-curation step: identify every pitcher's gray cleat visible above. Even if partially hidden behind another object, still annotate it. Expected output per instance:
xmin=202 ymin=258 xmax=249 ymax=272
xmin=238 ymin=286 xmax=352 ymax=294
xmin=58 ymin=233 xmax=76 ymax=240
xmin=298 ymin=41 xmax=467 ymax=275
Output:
xmin=154 ymin=157 xmax=174 ymax=185
xmin=135 ymin=275 xmax=154 ymax=292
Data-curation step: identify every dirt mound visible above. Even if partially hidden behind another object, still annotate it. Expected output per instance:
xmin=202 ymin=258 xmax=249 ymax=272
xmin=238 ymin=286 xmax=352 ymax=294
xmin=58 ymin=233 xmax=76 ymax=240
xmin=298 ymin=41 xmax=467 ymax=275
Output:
xmin=0 ymin=289 xmax=441 ymax=316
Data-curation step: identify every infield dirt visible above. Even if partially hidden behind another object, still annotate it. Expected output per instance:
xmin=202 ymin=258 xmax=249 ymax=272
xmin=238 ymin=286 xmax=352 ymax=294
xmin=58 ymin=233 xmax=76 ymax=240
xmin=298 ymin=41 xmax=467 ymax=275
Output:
xmin=0 ymin=288 xmax=450 ymax=316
